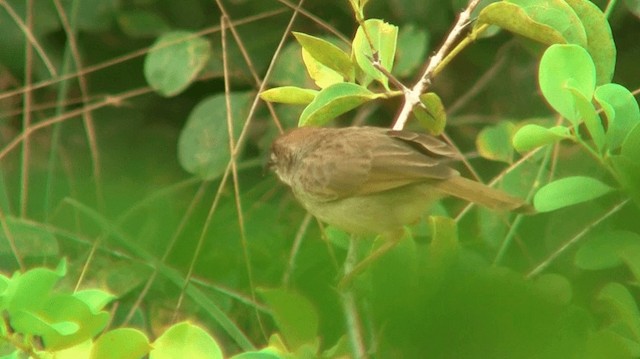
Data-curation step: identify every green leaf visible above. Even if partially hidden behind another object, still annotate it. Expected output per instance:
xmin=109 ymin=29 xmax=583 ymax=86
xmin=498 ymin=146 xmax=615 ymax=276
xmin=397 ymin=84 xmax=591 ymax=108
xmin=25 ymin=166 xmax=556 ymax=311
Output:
xmin=569 ymin=87 xmax=605 ymax=151
xmin=534 ymin=176 xmax=614 ymax=212
xmin=150 ymin=322 xmax=223 ymax=359
xmin=476 ymin=121 xmax=516 ymax=163
xmin=91 ymin=328 xmax=150 ymax=359
xmin=230 ymin=350 xmax=284 ymax=359
xmin=55 ymin=340 xmax=93 ymax=359
xmin=575 ymin=230 xmax=640 ymax=270
xmin=298 ymin=83 xmax=382 ymax=126
xmin=144 ymin=31 xmax=212 ymax=97
xmin=260 ymin=86 xmax=317 ymax=105
xmin=619 ymin=245 xmax=640 ymax=285
xmin=10 ymin=294 xmax=110 ymax=351
xmin=352 ymin=19 xmax=398 ymax=89
xmin=609 ymin=126 xmax=640 ymax=205
xmin=512 ymin=124 xmax=572 ymax=152
xmin=533 ymin=274 xmax=572 ymax=305
xmin=509 ymin=0 xmax=587 ymax=46
xmin=413 ymin=92 xmax=446 ymax=136
xmin=178 ymin=92 xmax=252 ymax=180
xmin=539 ymin=44 xmax=596 ymax=124
xmin=594 ymin=84 xmax=640 ymax=152
xmin=394 ymin=24 xmax=429 ymax=77
xmin=292 ymin=32 xmax=353 ymax=81
xmin=621 ymin=123 xmax=640 ymax=158
xmin=301 ymin=48 xmax=344 ymax=89
xmin=476 ymin=2 xmax=566 ymax=45
xmin=2 ymin=262 xmax=65 ymax=314
xmin=564 ymin=0 xmax=616 ymax=84
xmin=597 ymin=283 xmax=640 ymax=340
xmin=116 ymin=10 xmax=170 ymax=38
xmin=259 ymin=288 xmax=319 ymax=350
xmin=73 ymin=290 xmax=116 ymax=313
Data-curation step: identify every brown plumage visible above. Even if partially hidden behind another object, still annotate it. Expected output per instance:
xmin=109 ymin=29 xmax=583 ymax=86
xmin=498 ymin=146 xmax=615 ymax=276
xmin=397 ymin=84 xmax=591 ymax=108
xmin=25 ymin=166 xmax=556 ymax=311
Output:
xmin=270 ymin=126 xmax=529 ymax=235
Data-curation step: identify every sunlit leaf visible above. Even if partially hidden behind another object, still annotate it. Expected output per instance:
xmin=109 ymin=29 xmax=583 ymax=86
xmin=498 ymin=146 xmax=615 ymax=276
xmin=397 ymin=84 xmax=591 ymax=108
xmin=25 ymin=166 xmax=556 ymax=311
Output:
xmin=73 ymin=290 xmax=116 ymax=313
xmin=509 ymin=0 xmax=587 ymax=46
xmin=594 ymin=84 xmax=640 ymax=152
xmin=3 ymin=261 xmax=66 ymax=314
xmin=569 ymin=87 xmax=604 ymax=151
xmin=512 ymin=124 xmax=572 ymax=152
xmin=150 ymin=322 xmax=222 ymax=359
xmin=92 ymin=328 xmax=150 ymax=359
xmin=230 ymin=350 xmax=284 ymax=359
xmin=413 ymin=92 xmax=446 ymax=136
xmin=539 ymin=44 xmax=596 ymax=124
xmin=293 ymin=32 xmax=353 ymax=81
xmin=260 ymin=86 xmax=317 ymax=105
xmin=299 ymin=83 xmax=382 ymax=126
xmin=352 ymin=19 xmax=398 ymax=89
xmin=301 ymin=48 xmax=344 ymax=89
xmin=564 ymin=0 xmax=616 ymax=84
xmin=534 ymin=176 xmax=614 ymax=212
xmin=476 ymin=0 xmax=587 ymax=46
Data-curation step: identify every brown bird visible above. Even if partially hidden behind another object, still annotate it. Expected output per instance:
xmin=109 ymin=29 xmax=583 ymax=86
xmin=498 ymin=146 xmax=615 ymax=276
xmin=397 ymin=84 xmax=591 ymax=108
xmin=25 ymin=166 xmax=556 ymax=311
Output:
xmin=269 ymin=126 xmax=529 ymax=236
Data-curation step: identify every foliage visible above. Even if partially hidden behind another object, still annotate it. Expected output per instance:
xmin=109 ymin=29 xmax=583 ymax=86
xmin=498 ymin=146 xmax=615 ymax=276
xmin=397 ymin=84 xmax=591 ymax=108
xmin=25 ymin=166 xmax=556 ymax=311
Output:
xmin=0 ymin=0 xmax=640 ymax=358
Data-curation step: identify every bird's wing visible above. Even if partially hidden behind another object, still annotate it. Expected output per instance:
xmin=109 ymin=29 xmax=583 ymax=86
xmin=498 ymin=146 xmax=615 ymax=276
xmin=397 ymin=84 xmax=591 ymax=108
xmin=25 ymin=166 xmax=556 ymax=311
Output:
xmin=296 ymin=127 xmax=459 ymax=200
xmin=294 ymin=128 xmax=373 ymax=201
xmin=356 ymin=129 xmax=459 ymax=195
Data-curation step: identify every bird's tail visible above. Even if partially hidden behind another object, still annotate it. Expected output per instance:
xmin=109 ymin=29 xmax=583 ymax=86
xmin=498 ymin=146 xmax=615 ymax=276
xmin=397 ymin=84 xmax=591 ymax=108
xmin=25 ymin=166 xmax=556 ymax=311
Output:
xmin=433 ymin=176 xmax=534 ymax=213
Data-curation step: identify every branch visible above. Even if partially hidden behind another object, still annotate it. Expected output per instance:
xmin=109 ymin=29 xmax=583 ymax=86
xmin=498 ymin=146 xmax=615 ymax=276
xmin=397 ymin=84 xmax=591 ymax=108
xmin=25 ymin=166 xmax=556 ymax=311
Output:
xmin=393 ymin=0 xmax=482 ymax=130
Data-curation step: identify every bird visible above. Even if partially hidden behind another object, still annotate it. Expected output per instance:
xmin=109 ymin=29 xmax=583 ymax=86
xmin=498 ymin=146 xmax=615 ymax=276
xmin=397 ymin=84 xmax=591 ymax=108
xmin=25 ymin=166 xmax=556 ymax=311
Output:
xmin=269 ymin=126 xmax=529 ymax=236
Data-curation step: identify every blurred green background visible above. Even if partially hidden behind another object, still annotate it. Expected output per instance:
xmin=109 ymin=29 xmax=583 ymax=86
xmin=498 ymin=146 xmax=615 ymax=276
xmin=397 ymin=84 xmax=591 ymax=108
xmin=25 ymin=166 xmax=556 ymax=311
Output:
xmin=1 ymin=0 xmax=640 ymax=357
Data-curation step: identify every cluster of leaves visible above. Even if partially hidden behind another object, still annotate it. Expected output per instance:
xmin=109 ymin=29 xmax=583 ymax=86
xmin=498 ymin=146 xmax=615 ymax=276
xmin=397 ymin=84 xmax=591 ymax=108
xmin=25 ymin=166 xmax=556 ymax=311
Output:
xmin=0 ymin=261 xmax=223 ymax=358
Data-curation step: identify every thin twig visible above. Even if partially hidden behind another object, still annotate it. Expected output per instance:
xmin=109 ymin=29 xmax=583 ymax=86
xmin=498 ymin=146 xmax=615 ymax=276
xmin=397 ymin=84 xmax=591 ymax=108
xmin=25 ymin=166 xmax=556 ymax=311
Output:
xmin=526 ymin=199 xmax=630 ymax=279
xmin=393 ymin=0 xmax=482 ymax=130
xmin=220 ymin=15 xmax=265 ymax=340
xmin=275 ymin=0 xmax=351 ymax=45
xmin=0 ymin=9 xmax=286 ymax=102
xmin=19 ymin=0 xmax=34 ymax=217
xmin=52 ymin=0 xmax=104 ymax=211
xmin=0 ymin=208 xmax=25 ymax=271
xmin=126 ymin=181 xmax=207 ymax=326
xmin=341 ymin=239 xmax=368 ymax=359
xmin=0 ymin=87 xmax=153 ymax=161
xmin=282 ymin=213 xmax=312 ymax=287
xmin=214 ymin=0 xmax=283 ymax=132
xmin=0 ymin=0 xmax=57 ymax=76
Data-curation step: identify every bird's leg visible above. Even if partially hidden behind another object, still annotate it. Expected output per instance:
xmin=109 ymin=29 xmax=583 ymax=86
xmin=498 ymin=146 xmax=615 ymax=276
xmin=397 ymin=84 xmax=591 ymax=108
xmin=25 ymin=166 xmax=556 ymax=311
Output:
xmin=338 ymin=229 xmax=405 ymax=290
